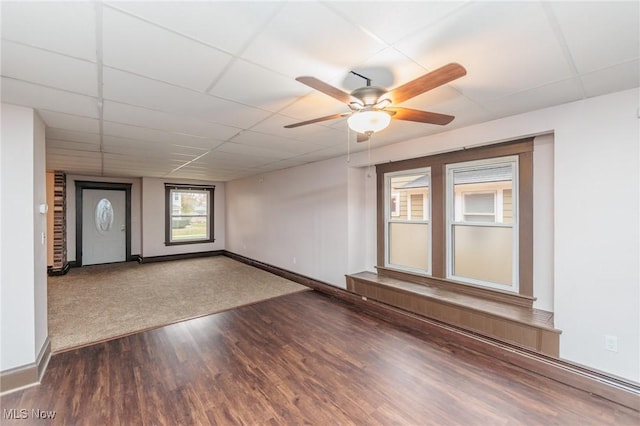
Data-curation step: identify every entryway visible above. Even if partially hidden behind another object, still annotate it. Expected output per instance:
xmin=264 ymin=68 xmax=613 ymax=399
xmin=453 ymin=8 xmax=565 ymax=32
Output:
xmin=75 ymin=181 xmax=132 ymax=266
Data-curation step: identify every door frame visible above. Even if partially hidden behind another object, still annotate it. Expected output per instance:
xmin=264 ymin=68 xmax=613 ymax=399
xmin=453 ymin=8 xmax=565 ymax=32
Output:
xmin=75 ymin=181 xmax=132 ymax=267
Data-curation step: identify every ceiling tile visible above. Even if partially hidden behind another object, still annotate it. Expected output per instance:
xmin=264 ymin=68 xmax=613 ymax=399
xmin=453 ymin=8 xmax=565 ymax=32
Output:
xmin=197 ymin=152 xmax=273 ymax=169
xmin=103 ymin=121 xmax=224 ymax=150
xmin=395 ymin=2 xmax=572 ymax=101
xmin=342 ymin=47 xmax=428 ymax=91
xmin=102 ymin=7 xmax=233 ymax=91
xmin=46 ymin=139 xmax=100 ymax=152
xmin=1 ymin=41 xmax=98 ymax=96
xmin=1 ymin=77 xmax=98 ymax=118
xmin=103 ymin=135 xmax=207 ymax=158
xmin=108 ymin=1 xmax=283 ymax=55
xmin=241 ymin=2 xmax=386 ymax=80
xmin=483 ymin=78 xmax=584 ymax=117
xmin=550 ymin=2 xmax=640 ymax=74
xmin=209 ymin=59 xmax=309 ymax=112
xmin=46 ymin=128 xmax=100 ymax=145
xmin=278 ymin=91 xmax=351 ymax=122
xmin=581 ymin=60 xmax=640 ymax=99
xmin=47 ymin=148 xmax=102 ymax=160
xmin=214 ymin=141 xmax=298 ymax=161
xmin=230 ymin=131 xmax=325 ymax=155
xmin=254 ymin=158 xmax=311 ymax=172
xmin=102 ymin=68 xmax=270 ymax=128
xmin=326 ymin=1 xmax=468 ymax=45
xmin=102 ymin=101 xmax=240 ymax=140
xmin=1 ymin=2 xmax=96 ymax=60
xmin=298 ymin=127 xmax=350 ymax=148
xmin=287 ymin=143 xmax=352 ymax=163
xmin=37 ymin=110 xmax=99 ymax=134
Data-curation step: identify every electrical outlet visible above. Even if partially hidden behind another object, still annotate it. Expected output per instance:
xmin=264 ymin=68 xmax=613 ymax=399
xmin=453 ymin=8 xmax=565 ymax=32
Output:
xmin=604 ymin=335 xmax=618 ymax=352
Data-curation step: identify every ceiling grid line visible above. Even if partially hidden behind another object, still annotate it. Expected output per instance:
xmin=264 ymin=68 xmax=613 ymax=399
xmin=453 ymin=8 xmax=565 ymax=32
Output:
xmin=203 ymin=2 xmax=287 ymax=94
xmin=540 ymin=1 xmax=587 ymax=99
xmin=95 ymin=2 xmax=105 ymax=176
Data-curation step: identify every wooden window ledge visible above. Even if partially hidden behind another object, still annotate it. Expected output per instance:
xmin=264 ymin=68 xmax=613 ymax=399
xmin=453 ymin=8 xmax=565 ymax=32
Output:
xmin=346 ymin=271 xmax=561 ymax=357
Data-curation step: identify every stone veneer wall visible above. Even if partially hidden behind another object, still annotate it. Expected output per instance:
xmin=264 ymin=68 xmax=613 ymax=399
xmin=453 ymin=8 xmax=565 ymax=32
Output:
xmin=51 ymin=172 xmax=66 ymax=271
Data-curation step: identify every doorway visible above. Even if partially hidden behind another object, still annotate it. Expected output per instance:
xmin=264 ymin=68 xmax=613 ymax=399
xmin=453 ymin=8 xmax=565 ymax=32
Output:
xmin=75 ymin=181 xmax=132 ymax=266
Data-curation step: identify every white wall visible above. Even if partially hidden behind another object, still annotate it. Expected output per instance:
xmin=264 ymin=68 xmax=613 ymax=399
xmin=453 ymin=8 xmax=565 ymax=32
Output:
xmin=225 ymin=88 xmax=639 ymax=382
xmin=226 ymin=157 xmax=348 ymax=286
xmin=66 ymin=175 xmax=142 ymax=261
xmin=141 ymin=177 xmax=225 ymax=257
xmin=33 ymin=112 xmax=48 ymax=356
xmin=0 ymin=104 xmax=48 ymax=371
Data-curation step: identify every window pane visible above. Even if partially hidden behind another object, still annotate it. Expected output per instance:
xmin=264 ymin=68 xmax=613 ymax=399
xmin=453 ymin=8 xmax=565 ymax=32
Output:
xmin=453 ymin=165 xmax=513 ymax=224
xmin=172 ymin=191 xmax=208 ymax=216
xmin=171 ymin=216 xmax=208 ymax=241
xmin=464 ymin=193 xmax=494 ymax=214
xmin=452 ymin=225 xmax=512 ymax=286
xmin=389 ymin=222 xmax=430 ymax=271
xmin=389 ymin=173 xmax=429 ymax=221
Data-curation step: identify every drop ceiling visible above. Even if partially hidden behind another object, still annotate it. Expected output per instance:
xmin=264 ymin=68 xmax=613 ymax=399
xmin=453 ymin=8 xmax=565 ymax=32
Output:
xmin=1 ymin=1 xmax=638 ymax=181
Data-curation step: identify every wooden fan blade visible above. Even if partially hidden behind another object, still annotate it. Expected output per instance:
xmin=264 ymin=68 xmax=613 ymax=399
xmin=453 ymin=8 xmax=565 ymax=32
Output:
xmin=356 ymin=133 xmax=369 ymax=143
xmin=284 ymin=112 xmax=349 ymax=128
xmin=296 ymin=76 xmax=353 ymax=104
xmin=387 ymin=107 xmax=455 ymax=125
xmin=387 ymin=63 xmax=466 ymax=104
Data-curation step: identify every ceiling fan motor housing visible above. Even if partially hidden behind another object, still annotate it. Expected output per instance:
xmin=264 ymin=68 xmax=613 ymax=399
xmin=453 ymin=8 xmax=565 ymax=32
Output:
xmin=350 ymin=86 xmax=388 ymax=107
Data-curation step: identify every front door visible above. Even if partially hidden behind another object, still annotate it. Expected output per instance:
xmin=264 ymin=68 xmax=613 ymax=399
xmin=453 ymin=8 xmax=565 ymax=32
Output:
xmin=82 ymin=189 xmax=126 ymax=265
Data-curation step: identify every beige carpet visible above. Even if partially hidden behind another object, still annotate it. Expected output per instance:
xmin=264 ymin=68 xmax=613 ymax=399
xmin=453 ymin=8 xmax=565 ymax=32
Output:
xmin=48 ymin=256 xmax=308 ymax=352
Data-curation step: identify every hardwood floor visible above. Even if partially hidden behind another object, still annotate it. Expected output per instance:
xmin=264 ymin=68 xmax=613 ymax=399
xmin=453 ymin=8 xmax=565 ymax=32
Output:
xmin=2 ymin=290 xmax=638 ymax=425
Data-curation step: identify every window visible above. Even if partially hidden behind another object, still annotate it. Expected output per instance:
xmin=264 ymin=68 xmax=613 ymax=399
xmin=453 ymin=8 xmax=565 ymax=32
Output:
xmin=376 ymin=138 xmax=533 ymax=297
xmin=447 ymin=158 xmax=518 ymax=291
xmin=165 ymin=184 xmax=215 ymax=245
xmin=390 ymin=192 xmax=400 ymax=217
xmin=385 ymin=168 xmax=431 ymax=274
xmin=463 ymin=192 xmax=496 ymax=222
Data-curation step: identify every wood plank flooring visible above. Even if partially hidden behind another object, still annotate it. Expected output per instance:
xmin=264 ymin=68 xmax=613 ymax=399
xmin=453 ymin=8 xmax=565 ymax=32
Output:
xmin=2 ymin=290 xmax=638 ymax=425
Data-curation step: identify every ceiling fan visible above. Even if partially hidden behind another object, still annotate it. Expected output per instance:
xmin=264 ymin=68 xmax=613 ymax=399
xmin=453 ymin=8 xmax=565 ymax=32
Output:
xmin=284 ymin=63 xmax=466 ymax=142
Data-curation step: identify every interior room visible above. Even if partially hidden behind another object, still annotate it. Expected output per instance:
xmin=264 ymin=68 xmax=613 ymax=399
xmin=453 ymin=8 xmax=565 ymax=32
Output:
xmin=1 ymin=1 xmax=638 ymax=423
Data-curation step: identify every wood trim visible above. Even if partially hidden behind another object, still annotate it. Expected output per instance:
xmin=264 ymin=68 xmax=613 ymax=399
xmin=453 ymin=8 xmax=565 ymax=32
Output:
xmin=222 ymin=251 xmax=639 ymax=411
xmin=74 ymin=181 xmax=132 ymax=267
xmin=375 ymin=137 xmax=535 ymax=302
xmin=0 ymin=337 xmax=51 ymax=395
xmin=140 ymin=250 xmax=224 ymax=264
xmin=164 ymin=184 xmax=215 ymax=246
xmin=376 ymin=170 xmax=385 ymax=267
xmin=347 ymin=273 xmax=559 ymax=356
xmin=376 ymin=138 xmax=534 ymax=175
xmin=518 ymin=150 xmax=534 ymax=296
xmin=430 ymin=164 xmax=446 ymax=277
xmin=377 ymin=266 xmax=535 ymax=307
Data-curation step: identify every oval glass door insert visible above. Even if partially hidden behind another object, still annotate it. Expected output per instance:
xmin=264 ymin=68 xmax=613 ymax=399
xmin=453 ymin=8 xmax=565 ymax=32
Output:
xmin=95 ymin=198 xmax=114 ymax=234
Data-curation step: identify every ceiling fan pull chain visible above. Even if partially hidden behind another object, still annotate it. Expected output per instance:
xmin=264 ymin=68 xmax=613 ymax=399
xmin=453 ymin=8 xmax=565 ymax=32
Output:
xmin=347 ymin=128 xmax=351 ymax=163
xmin=367 ymin=134 xmax=373 ymax=178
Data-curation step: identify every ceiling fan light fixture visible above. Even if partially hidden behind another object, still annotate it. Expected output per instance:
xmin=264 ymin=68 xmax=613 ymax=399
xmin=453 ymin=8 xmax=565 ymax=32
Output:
xmin=348 ymin=110 xmax=391 ymax=134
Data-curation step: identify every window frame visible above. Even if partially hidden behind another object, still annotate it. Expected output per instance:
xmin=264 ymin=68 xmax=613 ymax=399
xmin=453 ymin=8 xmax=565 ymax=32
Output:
xmin=164 ymin=184 xmax=215 ymax=246
xmin=446 ymin=156 xmax=519 ymax=292
xmin=384 ymin=167 xmax=432 ymax=275
xmin=375 ymin=138 xmax=533 ymax=299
